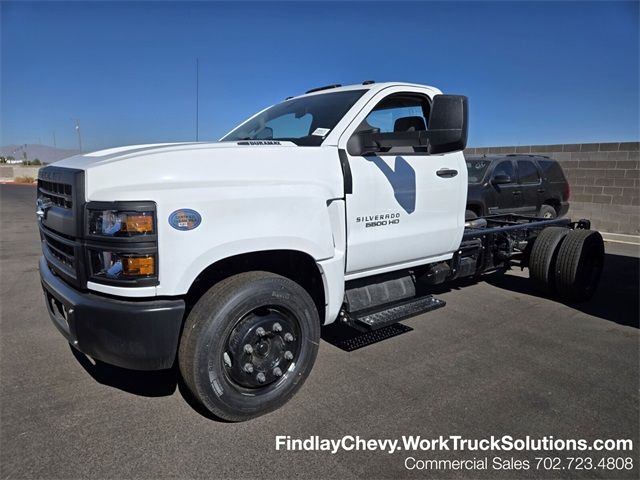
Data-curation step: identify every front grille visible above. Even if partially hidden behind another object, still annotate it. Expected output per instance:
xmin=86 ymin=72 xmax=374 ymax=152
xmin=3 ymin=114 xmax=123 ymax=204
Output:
xmin=38 ymin=179 xmax=73 ymax=209
xmin=38 ymin=166 xmax=85 ymax=287
xmin=42 ymin=229 xmax=75 ymax=268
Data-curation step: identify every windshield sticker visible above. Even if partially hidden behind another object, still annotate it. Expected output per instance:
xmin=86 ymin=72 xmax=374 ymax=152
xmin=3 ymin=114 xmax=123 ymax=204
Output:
xmin=312 ymin=127 xmax=330 ymax=137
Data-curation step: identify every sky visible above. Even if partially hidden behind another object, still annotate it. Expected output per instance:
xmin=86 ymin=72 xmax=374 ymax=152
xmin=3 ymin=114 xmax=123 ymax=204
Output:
xmin=1 ymin=1 xmax=638 ymax=151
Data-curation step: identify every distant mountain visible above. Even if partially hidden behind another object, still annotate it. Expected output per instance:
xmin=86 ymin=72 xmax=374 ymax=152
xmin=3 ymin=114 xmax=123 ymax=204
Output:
xmin=0 ymin=144 xmax=80 ymax=164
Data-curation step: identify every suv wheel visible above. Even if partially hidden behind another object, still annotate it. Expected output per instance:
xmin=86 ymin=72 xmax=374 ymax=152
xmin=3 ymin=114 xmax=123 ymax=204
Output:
xmin=539 ymin=204 xmax=557 ymax=219
xmin=179 ymin=271 xmax=320 ymax=421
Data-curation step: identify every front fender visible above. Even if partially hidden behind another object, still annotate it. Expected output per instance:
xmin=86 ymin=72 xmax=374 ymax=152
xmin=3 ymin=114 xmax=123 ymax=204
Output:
xmin=155 ymin=188 xmax=338 ymax=296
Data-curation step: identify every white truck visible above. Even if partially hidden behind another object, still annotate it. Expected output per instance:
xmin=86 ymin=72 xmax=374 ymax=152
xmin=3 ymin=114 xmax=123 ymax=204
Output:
xmin=37 ymin=81 xmax=604 ymax=421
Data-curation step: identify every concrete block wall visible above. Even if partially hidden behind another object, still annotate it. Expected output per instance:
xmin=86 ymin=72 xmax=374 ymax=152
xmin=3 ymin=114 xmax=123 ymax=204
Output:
xmin=0 ymin=166 xmax=41 ymax=182
xmin=464 ymin=142 xmax=639 ymax=235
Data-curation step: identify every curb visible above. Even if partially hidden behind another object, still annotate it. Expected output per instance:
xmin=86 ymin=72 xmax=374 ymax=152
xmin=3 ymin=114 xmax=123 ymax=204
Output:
xmin=601 ymin=232 xmax=640 ymax=246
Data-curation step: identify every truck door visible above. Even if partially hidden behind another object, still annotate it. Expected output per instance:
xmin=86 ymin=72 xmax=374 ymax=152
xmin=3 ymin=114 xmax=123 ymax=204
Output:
xmin=516 ymin=159 xmax=543 ymax=215
xmin=487 ymin=159 xmax=522 ymax=214
xmin=339 ymin=88 xmax=467 ymax=275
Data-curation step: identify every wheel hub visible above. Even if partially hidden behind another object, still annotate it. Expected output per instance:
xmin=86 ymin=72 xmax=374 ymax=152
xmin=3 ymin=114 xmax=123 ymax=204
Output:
xmin=223 ymin=307 xmax=300 ymax=389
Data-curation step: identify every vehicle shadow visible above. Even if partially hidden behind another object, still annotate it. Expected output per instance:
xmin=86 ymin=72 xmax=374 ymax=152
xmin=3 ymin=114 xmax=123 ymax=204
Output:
xmin=484 ymin=253 xmax=639 ymax=329
xmin=70 ymin=345 xmax=231 ymax=421
xmin=367 ymin=155 xmax=416 ymax=214
xmin=70 ymin=345 xmax=178 ymax=397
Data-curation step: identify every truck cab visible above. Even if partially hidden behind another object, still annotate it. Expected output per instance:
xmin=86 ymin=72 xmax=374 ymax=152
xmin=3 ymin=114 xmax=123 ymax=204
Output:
xmin=38 ymin=81 xmax=602 ymax=421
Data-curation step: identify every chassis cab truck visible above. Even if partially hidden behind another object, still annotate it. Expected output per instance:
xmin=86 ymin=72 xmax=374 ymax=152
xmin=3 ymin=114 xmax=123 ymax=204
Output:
xmin=37 ymin=82 xmax=604 ymax=421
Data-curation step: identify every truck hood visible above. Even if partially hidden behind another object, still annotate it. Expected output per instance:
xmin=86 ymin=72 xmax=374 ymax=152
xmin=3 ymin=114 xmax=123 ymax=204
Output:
xmin=48 ymin=140 xmax=342 ymax=202
xmin=53 ymin=141 xmax=298 ymax=170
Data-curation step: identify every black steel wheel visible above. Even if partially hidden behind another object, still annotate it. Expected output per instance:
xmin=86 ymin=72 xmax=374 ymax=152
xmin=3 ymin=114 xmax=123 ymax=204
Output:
xmin=554 ymin=229 xmax=604 ymax=302
xmin=223 ymin=306 xmax=301 ymax=389
xmin=179 ymin=271 xmax=320 ymax=422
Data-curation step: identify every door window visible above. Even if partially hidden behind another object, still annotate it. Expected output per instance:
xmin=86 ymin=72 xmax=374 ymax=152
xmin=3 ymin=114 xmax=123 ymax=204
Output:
xmin=517 ymin=160 xmax=540 ymax=184
xmin=355 ymin=94 xmax=430 ymax=153
xmin=493 ymin=160 xmax=514 ymax=181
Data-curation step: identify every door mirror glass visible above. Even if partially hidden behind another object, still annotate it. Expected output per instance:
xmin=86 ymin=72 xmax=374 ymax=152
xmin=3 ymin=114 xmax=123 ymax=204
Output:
xmin=492 ymin=174 xmax=512 ymax=185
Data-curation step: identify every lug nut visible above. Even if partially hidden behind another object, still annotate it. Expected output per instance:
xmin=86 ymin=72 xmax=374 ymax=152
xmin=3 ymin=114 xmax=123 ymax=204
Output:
xmin=273 ymin=367 xmax=282 ymax=377
xmin=256 ymin=327 xmax=266 ymax=337
xmin=272 ymin=322 xmax=282 ymax=332
xmin=244 ymin=363 xmax=254 ymax=373
xmin=284 ymin=332 xmax=294 ymax=342
xmin=284 ymin=351 xmax=293 ymax=360
xmin=256 ymin=372 xmax=266 ymax=383
xmin=243 ymin=344 xmax=253 ymax=354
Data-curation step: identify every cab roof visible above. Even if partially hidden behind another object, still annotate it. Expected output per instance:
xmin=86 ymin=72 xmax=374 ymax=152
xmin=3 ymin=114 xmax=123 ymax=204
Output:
xmin=291 ymin=81 xmax=438 ymax=100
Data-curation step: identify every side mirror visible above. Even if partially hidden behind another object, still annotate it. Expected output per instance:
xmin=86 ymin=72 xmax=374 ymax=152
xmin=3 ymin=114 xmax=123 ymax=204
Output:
xmin=346 ymin=128 xmax=382 ymax=156
xmin=427 ymin=94 xmax=468 ymax=154
xmin=492 ymin=174 xmax=512 ymax=185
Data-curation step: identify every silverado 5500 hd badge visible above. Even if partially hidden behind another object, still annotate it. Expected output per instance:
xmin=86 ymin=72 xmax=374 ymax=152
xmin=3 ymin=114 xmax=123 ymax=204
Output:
xmin=356 ymin=213 xmax=401 ymax=228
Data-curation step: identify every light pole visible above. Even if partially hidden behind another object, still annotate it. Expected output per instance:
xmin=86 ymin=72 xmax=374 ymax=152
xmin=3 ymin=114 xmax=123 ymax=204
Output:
xmin=196 ymin=58 xmax=200 ymax=141
xmin=75 ymin=119 xmax=82 ymax=152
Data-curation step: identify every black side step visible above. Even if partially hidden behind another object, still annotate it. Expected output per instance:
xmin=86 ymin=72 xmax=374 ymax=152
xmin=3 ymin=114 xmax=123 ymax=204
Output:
xmin=352 ymin=295 xmax=446 ymax=331
xmin=321 ymin=324 xmax=414 ymax=352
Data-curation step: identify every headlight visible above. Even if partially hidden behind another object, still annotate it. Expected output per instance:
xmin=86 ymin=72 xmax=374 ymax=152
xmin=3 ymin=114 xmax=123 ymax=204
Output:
xmin=89 ymin=250 xmax=156 ymax=280
xmin=85 ymin=201 xmax=158 ymax=286
xmin=88 ymin=209 xmax=155 ymax=237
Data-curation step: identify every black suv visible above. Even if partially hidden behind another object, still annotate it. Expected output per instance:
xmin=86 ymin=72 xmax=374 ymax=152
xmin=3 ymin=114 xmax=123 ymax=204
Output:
xmin=465 ymin=154 xmax=570 ymax=220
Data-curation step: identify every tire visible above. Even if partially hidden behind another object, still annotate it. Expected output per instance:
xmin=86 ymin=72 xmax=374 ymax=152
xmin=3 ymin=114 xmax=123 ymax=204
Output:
xmin=554 ymin=229 xmax=604 ymax=302
xmin=529 ymin=227 xmax=570 ymax=293
xmin=465 ymin=209 xmax=478 ymax=221
xmin=538 ymin=204 xmax=557 ymax=219
xmin=178 ymin=271 xmax=320 ymax=421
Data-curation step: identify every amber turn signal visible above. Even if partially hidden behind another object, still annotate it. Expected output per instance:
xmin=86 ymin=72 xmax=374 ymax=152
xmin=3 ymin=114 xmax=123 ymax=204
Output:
xmin=122 ymin=256 xmax=155 ymax=276
xmin=124 ymin=214 xmax=154 ymax=233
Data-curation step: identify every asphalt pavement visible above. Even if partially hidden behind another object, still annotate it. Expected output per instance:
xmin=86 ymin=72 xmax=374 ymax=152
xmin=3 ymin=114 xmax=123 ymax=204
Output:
xmin=1 ymin=184 xmax=638 ymax=479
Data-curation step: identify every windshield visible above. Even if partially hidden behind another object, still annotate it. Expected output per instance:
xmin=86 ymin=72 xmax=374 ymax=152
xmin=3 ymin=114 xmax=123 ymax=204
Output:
xmin=221 ymin=90 xmax=367 ymax=146
xmin=466 ymin=159 xmax=491 ymax=183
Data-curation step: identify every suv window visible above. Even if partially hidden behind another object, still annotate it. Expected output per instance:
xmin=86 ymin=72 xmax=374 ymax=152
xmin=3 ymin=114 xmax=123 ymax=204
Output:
xmin=537 ymin=159 xmax=565 ymax=182
xmin=493 ymin=160 xmax=514 ymax=181
xmin=466 ymin=159 xmax=491 ymax=183
xmin=517 ymin=160 xmax=540 ymax=184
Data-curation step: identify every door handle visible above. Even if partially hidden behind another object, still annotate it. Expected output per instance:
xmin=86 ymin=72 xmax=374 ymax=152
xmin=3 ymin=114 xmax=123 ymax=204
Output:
xmin=436 ymin=168 xmax=458 ymax=178
xmin=513 ymin=191 xmax=522 ymax=195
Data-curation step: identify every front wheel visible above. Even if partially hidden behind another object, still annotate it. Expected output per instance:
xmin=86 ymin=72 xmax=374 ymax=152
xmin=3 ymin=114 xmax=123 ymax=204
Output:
xmin=179 ymin=271 xmax=320 ymax=421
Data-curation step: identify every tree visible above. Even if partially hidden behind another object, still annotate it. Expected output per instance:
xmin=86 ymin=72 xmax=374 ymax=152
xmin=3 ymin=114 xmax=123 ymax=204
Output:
xmin=31 ymin=159 xmax=42 ymax=166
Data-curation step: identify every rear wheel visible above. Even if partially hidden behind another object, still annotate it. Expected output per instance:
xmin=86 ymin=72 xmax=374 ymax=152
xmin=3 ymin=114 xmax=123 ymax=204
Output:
xmin=539 ymin=204 xmax=557 ymax=219
xmin=179 ymin=271 xmax=320 ymax=421
xmin=554 ymin=230 xmax=604 ymax=302
xmin=529 ymin=227 xmax=570 ymax=293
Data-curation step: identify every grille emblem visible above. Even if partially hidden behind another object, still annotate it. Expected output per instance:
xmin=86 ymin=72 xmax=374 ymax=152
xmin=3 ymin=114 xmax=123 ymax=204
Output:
xmin=36 ymin=197 xmax=53 ymax=220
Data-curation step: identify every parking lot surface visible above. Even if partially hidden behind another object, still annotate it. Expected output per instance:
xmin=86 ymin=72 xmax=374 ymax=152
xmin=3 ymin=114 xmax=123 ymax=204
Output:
xmin=1 ymin=184 xmax=638 ymax=479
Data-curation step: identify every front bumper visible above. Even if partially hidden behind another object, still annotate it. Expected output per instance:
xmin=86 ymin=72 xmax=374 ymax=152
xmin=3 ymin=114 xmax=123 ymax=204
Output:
xmin=39 ymin=256 xmax=185 ymax=370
